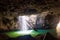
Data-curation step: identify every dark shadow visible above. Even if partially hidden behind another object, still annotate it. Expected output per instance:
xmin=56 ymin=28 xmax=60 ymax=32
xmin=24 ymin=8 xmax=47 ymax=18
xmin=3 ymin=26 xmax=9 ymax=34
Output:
xmin=44 ymin=32 xmax=57 ymax=40
xmin=8 ymin=35 xmax=36 ymax=40
xmin=45 ymin=14 xmax=60 ymax=39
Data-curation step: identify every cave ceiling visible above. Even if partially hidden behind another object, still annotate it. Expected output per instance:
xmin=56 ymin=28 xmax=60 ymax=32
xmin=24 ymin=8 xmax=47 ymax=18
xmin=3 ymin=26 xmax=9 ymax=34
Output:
xmin=0 ymin=0 xmax=60 ymax=16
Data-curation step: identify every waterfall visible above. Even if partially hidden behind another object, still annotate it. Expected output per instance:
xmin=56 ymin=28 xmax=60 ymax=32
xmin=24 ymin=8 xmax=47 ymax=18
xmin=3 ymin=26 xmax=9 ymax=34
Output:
xmin=21 ymin=16 xmax=28 ymax=31
xmin=18 ymin=16 xmax=28 ymax=31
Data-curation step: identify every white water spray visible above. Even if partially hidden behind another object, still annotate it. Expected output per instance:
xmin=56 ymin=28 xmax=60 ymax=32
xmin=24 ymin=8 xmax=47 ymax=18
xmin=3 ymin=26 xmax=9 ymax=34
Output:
xmin=21 ymin=16 xmax=28 ymax=31
xmin=18 ymin=16 xmax=29 ymax=31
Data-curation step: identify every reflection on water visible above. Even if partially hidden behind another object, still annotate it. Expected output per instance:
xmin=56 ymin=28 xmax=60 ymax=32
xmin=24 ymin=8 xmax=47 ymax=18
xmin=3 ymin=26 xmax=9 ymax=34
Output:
xmin=15 ymin=30 xmax=33 ymax=34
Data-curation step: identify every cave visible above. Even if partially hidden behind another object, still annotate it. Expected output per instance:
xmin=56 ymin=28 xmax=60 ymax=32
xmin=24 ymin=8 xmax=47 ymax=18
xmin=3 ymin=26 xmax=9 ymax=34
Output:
xmin=0 ymin=0 xmax=60 ymax=40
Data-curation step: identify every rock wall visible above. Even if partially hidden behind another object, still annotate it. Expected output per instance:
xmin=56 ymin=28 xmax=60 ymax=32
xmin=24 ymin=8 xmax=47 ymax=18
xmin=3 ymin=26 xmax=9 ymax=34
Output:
xmin=0 ymin=0 xmax=60 ymax=39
